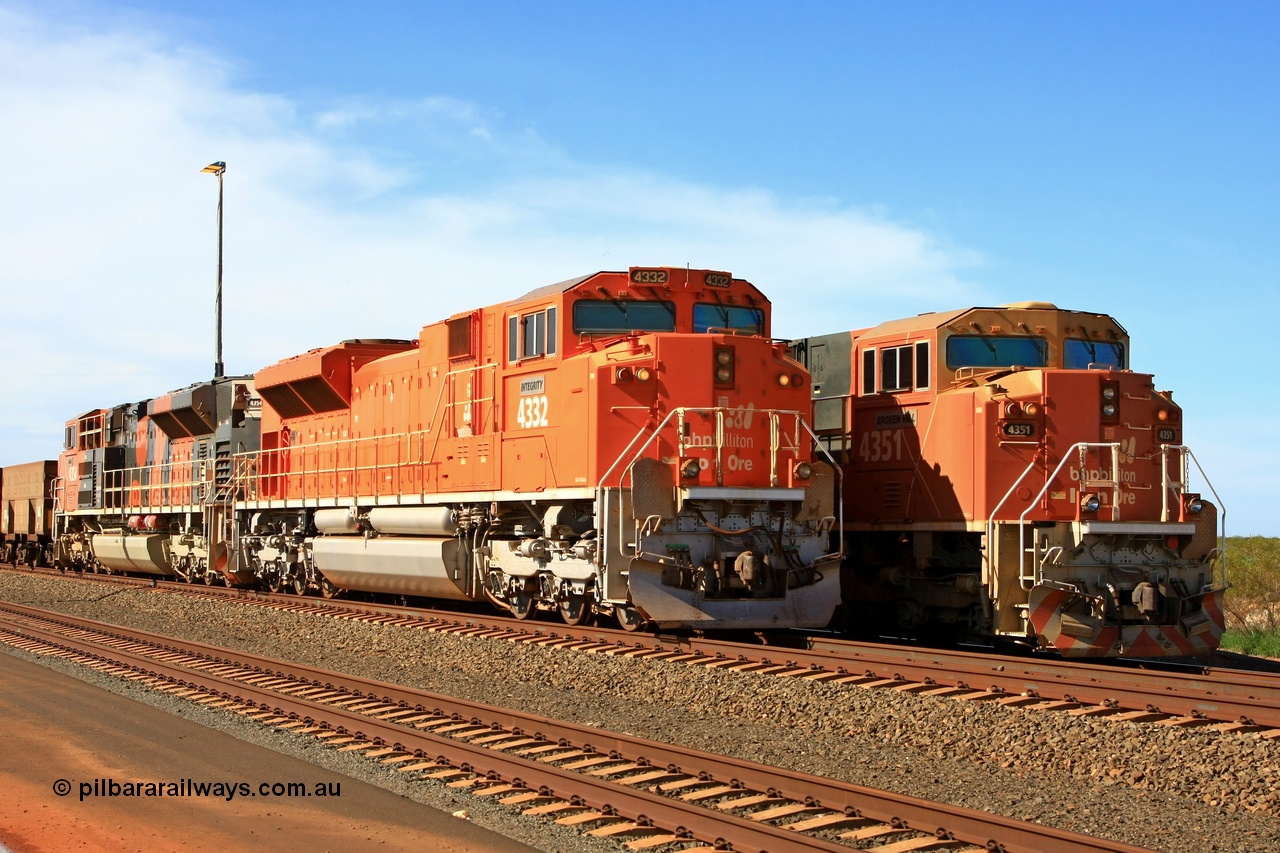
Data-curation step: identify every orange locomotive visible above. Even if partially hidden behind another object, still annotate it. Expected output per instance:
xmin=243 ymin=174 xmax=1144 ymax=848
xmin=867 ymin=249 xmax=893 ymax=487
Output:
xmin=51 ymin=267 xmax=841 ymax=631
xmin=234 ymin=266 xmax=840 ymax=628
xmin=791 ymin=302 xmax=1227 ymax=656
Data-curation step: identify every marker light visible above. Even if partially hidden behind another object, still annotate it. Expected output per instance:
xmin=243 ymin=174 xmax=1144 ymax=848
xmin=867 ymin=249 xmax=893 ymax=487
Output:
xmin=635 ymin=366 xmax=653 ymax=382
xmin=681 ymin=459 xmax=701 ymax=479
xmin=615 ymin=366 xmax=633 ymax=382
xmin=793 ymin=462 xmax=813 ymax=481
xmin=1080 ymin=493 xmax=1101 ymax=513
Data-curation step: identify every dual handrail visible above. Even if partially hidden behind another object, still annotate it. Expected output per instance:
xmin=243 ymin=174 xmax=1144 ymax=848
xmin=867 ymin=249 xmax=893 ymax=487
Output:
xmin=986 ymin=442 xmax=1226 ymax=590
xmin=596 ymin=407 xmax=841 ymax=565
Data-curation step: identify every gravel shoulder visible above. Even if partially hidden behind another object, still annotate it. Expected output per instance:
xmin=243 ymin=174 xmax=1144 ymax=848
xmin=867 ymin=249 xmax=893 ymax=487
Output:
xmin=2 ymin=570 xmax=1278 ymax=853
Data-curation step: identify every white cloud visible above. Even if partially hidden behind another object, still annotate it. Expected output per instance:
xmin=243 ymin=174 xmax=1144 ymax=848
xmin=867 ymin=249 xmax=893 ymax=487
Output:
xmin=0 ymin=4 xmax=979 ymax=467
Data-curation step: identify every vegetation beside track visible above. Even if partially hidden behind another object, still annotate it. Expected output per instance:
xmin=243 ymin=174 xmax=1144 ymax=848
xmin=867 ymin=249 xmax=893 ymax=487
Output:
xmin=1222 ymin=536 xmax=1280 ymax=656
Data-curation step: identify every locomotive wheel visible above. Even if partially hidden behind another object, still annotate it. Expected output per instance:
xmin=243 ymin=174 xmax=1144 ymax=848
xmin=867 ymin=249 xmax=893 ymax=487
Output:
xmin=616 ymin=605 xmax=648 ymax=632
xmin=558 ymin=596 xmax=592 ymax=626
xmin=509 ymin=592 xmax=536 ymax=620
xmin=266 ymin=572 xmax=283 ymax=593
xmin=291 ymin=576 xmax=308 ymax=596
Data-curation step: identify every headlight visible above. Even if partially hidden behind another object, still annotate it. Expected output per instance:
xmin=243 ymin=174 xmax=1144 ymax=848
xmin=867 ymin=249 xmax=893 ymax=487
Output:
xmin=615 ymin=366 xmax=633 ymax=382
xmin=1100 ymin=383 xmax=1119 ymax=420
xmin=1080 ymin=493 xmax=1101 ymax=513
xmin=681 ymin=459 xmax=701 ymax=479
xmin=1005 ymin=402 xmax=1022 ymax=418
xmin=777 ymin=373 xmax=791 ymax=386
xmin=635 ymin=366 xmax=653 ymax=382
xmin=713 ymin=347 xmax=735 ymax=386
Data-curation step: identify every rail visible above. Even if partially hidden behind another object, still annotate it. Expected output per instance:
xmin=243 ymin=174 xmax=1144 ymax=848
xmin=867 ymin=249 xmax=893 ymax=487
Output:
xmin=0 ymin=601 xmax=1158 ymax=853
xmin=2 ymin=581 xmax=1277 ymax=731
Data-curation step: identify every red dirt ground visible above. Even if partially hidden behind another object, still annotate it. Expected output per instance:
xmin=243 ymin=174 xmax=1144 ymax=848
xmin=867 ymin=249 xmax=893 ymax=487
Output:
xmin=0 ymin=651 xmax=540 ymax=853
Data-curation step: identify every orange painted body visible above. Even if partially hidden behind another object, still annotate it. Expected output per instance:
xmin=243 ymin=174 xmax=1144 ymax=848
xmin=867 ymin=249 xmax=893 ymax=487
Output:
xmin=794 ymin=303 xmax=1225 ymax=657
xmin=247 ymin=271 xmax=813 ymax=501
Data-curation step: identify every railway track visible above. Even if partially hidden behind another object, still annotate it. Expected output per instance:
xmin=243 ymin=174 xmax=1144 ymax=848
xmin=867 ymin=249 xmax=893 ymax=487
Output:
xmin=6 ymin=565 xmax=1277 ymax=736
xmin=0 ymin=599 xmax=1153 ymax=853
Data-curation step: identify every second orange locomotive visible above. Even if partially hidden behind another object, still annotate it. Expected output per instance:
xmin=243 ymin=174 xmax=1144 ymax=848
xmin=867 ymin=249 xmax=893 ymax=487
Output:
xmin=791 ymin=302 xmax=1226 ymax=657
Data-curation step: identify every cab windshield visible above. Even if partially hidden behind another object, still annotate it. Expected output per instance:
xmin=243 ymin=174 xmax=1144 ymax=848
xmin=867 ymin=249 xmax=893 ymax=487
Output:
xmin=693 ymin=303 xmax=765 ymax=335
xmin=572 ymin=299 xmax=676 ymax=334
xmin=946 ymin=335 xmax=1048 ymax=369
xmin=1064 ymin=339 xmax=1125 ymax=369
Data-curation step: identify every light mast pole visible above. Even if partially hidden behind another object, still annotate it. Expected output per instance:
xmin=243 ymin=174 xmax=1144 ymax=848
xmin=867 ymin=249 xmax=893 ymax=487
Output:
xmin=201 ymin=161 xmax=227 ymax=378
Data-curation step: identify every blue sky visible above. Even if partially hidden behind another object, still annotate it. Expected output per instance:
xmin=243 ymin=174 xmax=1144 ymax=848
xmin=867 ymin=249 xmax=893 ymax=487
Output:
xmin=1 ymin=1 xmax=1275 ymax=535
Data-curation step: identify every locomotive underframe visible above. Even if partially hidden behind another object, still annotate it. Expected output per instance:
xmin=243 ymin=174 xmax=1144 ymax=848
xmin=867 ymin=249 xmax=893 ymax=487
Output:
xmin=840 ymin=514 xmax=1226 ymax=654
xmin=225 ymin=482 xmax=840 ymax=629
xmin=49 ymin=483 xmax=840 ymax=633
xmin=52 ymin=509 xmax=232 ymax=584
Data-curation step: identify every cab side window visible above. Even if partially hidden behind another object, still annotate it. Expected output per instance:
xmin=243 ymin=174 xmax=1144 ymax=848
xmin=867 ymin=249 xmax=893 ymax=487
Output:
xmin=508 ymin=307 xmax=558 ymax=363
xmin=863 ymin=341 xmax=930 ymax=394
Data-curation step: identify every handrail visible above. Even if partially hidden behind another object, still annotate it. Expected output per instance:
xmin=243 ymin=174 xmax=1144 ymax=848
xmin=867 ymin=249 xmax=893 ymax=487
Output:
xmin=232 ymin=427 xmax=439 ymax=505
xmin=1016 ymin=443 xmax=1119 ymax=588
xmin=986 ymin=441 xmax=1119 ymax=590
xmin=986 ymin=441 xmax=1221 ymax=591
xmin=597 ymin=407 xmax=841 ymax=567
xmin=1161 ymin=444 xmax=1228 ymax=580
xmin=73 ymin=459 xmax=212 ymax=515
